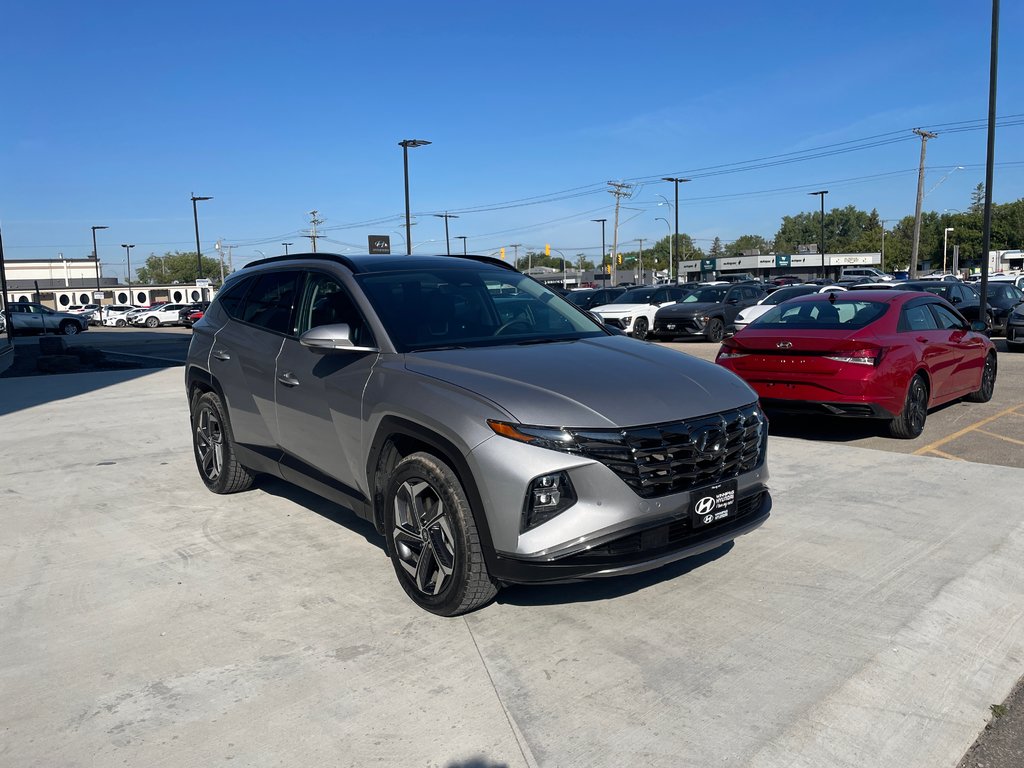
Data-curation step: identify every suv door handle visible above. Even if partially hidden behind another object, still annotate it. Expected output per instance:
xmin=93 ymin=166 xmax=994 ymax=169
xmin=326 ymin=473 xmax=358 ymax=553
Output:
xmin=212 ymin=349 xmax=231 ymax=361
xmin=277 ymin=372 xmax=300 ymax=387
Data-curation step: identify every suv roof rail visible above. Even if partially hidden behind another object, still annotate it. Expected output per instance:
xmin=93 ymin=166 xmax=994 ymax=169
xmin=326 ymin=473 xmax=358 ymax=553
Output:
xmin=242 ymin=251 xmax=518 ymax=274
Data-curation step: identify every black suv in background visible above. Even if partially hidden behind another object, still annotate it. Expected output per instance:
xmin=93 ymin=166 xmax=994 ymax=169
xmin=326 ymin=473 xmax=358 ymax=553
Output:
xmin=564 ymin=286 xmax=626 ymax=311
xmin=650 ymin=284 xmax=766 ymax=342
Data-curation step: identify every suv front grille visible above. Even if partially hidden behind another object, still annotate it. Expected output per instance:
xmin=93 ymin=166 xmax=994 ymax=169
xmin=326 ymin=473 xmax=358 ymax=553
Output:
xmin=566 ymin=404 xmax=765 ymax=499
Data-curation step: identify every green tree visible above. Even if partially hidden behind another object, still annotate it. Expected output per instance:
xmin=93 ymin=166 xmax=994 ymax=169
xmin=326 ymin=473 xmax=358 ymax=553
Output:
xmin=708 ymin=237 xmax=725 ymax=259
xmin=969 ymin=182 xmax=986 ymax=213
xmin=136 ymin=251 xmax=225 ymax=285
xmin=727 ymin=234 xmax=772 ymax=257
xmin=773 ymin=205 xmax=880 ymax=255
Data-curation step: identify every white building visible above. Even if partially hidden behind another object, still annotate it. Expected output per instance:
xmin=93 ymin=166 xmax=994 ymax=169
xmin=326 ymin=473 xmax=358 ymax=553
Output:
xmin=1 ymin=257 xmax=209 ymax=309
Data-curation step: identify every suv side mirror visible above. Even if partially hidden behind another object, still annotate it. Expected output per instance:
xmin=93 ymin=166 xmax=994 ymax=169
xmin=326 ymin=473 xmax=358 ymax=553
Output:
xmin=300 ymin=323 xmax=379 ymax=353
xmin=969 ymin=320 xmax=989 ymax=334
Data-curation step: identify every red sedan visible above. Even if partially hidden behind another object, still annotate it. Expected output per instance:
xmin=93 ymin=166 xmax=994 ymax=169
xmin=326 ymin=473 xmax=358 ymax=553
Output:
xmin=715 ymin=290 xmax=997 ymax=438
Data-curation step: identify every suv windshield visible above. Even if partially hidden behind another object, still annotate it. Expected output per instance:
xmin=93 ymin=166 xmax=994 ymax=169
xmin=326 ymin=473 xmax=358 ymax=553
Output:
xmin=763 ymin=286 xmax=817 ymax=305
xmin=680 ymin=287 xmax=728 ymax=304
xmin=609 ymin=287 xmax=656 ymax=304
xmin=356 ymin=267 xmax=607 ymax=352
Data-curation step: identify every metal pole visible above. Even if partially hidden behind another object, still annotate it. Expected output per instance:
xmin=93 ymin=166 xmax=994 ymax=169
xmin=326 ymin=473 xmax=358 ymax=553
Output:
xmin=403 ymin=145 xmax=412 ymax=255
xmin=592 ymin=219 xmax=606 ymax=279
xmin=910 ymin=129 xmax=937 ymax=279
xmin=91 ymin=225 xmax=108 ymax=322
xmin=192 ymin=197 xmax=202 ymax=278
xmin=662 ymin=178 xmax=690 ymax=283
xmin=444 ymin=214 xmax=450 ymax=255
xmin=808 ymin=191 xmax=828 ymax=277
xmin=122 ymin=244 xmax=134 ymax=301
xmin=979 ymin=0 xmax=999 ymax=313
xmin=943 ymin=228 xmax=954 ymax=273
xmin=282 ymin=242 xmax=292 ymax=255
xmin=0 ymin=224 xmax=14 ymax=346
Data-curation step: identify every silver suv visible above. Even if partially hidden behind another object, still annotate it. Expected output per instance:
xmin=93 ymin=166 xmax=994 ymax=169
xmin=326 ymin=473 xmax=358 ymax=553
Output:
xmin=185 ymin=254 xmax=771 ymax=615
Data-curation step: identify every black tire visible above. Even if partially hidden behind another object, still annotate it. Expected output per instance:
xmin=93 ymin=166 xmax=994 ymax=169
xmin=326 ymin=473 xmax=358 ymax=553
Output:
xmin=191 ymin=391 xmax=254 ymax=494
xmin=60 ymin=320 xmax=80 ymax=336
xmin=116 ymin=319 xmax=126 ymax=327
xmin=965 ymin=352 xmax=996 ymax=403
xmin=889 ymin=373 xmax=929 ymax=439
xmin=705 ymin=317 xmax=725 ymax=343
xmin=145 ymin=316 xmax=159 ymax=328
xmin=631 ymin=316 xmax=649 ymax=340
xmin=383 ymin=451 xmax=498 ymax=616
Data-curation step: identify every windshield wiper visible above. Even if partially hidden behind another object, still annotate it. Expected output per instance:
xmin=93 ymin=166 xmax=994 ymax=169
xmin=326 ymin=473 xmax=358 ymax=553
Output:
xmin=413 ymin=344 xmax=467 ymax=352
xmin=515 ymin=337 xmax=576 ymax=346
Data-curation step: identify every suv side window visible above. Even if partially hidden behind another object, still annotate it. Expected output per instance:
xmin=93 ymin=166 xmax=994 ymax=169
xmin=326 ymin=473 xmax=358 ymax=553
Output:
xmin=900 ymin=304 xmax=939 ymax=332
xmin=217 ymin=277 xmax=253 ymax=320
xmin=298 ymin=273 xmax=373 ymax=347
xmin=240 ymin=271 xmax=301 ymax=335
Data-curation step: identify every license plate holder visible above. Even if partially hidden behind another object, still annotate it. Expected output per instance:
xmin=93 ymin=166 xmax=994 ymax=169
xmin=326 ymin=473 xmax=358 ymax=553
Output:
xmin=689 ymin=480 xmax=738 ymax=528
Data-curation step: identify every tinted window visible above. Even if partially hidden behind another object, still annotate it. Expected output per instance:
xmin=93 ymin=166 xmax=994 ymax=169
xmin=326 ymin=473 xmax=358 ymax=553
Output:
xmin=764 ymin=286 xmax=816 ymax=305
xmin=610 ymin=287 xmax=656 ymax=304
xmin=901 ymin=304 xmax=939 ymax=332
xmin=239 ymin=271 xmax=300 ymax=334
xmin=931 ymin=303 xmax=965 ymax=330
xmin=217 ymin=277 xmax=253 ymax=319
xmin=755 ymin=299 xmax=888 ymax=330
xmin=298 ymin=273 xmax=373 ymax=347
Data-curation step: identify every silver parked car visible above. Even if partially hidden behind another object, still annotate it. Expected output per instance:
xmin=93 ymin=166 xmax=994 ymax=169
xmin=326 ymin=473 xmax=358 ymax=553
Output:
xmin=1 ymin=302 xmax=90 ymax=335
xmin=185 ymin=254 xmax=771 ymax=615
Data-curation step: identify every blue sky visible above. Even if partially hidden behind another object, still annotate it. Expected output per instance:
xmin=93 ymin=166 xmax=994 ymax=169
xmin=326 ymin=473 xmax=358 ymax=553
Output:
xmin=2 ymin=0 xmax=1021 ymax=276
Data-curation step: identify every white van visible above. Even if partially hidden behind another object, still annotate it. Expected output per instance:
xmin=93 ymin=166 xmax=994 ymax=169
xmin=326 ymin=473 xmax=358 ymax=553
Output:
xmin=840 ymin=267 xmax=893 ymax=282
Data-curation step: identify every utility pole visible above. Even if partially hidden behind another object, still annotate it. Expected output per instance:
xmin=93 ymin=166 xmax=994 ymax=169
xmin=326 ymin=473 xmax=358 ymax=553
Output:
xmin=978 ymin=0 xmax=999 ymax=314
xmin=636 ymin=238 xmax=645 ymax=283
xmin=509 ymin=243 xmax=522 ymax=271
xmin=433 ymin=212 xmax=459 ymax=255
xmin=662 ymin=177 xmax=690 ymax=283
xmin=607 ymin=181 xmax=632 ymax=285
xmin=909 ymin=128 xmax=938 ymax=279
xmin=304 ymin=210 xmax=324 ymax=253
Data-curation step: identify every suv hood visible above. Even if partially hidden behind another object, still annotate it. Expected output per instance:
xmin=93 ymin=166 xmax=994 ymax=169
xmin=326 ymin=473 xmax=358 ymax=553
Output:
xmin=591 ymin=302 xmax=650 ymax=316
xmin=658 ymin=302 xmax=722 ymax=318
xmin=403 ymin=335 xmax=756 ymax=428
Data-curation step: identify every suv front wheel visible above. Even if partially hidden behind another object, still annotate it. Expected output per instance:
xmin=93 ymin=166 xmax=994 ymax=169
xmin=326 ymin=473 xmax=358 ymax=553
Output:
xmin=191 ymin=391 xmax=254 ymax=494
xmin=384 ymin=452 xmax=498 ymax=616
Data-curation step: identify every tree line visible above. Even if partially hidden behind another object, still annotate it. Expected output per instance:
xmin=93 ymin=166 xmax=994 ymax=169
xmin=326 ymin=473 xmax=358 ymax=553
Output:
xmin=518 ymin=186 xmax=1023 ymax=275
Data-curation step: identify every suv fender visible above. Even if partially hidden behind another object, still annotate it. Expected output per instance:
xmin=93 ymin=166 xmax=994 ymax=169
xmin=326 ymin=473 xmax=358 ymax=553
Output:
xmin=367 ymin=416 xmax=500 ymax=573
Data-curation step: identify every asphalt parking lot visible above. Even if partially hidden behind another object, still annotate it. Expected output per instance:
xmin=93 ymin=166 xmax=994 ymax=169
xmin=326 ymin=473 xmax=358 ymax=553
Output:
xmin=2 ymin=336 xmax=1023 ymax=767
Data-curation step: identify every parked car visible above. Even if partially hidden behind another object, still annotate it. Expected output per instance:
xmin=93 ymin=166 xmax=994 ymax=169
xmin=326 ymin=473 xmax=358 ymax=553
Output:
xmin=564 ymin=287 xmax=626 ymax=311
xmin=102 ymin=305 xmax=141 ymax=327
xmin=186 ymin=253 xmax=771 ymax=615
xmin=916 ymin=273 xmax=962 ymax=282
xmin=976 ymin=282 xmax=1024 ymax=335
xmin=590 ymin=285 xmax=692 ymax=339
xmin=733 ymin=284 xmax=846 ymax=332
xmin=133 ymin=303 xmax=187 ymax=327
xmin=840 ymin=267 xmax=893 ymax=282
xmin=1006 ymin=302 xmax=1024 ymax=352
xmin=2 ymin=302 xmax=90 ymax=335
xmin=649 ymin=283 xmax=766 ymax=342
xmin=178 ymin=301 xmax=210 ymax=327
xmin=772 ymin=275 xmax=804 ymax=286
xmin=716 ymin=291 xmax=996 ymax=438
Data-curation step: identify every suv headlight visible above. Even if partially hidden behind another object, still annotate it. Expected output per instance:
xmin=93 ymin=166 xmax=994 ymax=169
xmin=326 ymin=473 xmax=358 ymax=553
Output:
xmin=522 ymin=472 xmax=577 ymax=531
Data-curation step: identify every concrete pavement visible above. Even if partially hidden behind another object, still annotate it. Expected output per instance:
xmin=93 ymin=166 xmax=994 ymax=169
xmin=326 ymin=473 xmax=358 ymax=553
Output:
xmin=2 ymin=367 xmax=1023 ymax=767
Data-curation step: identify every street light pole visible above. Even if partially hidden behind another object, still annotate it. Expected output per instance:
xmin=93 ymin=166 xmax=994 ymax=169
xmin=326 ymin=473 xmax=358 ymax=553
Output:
xmin=121 ymin=243 xmax=135 ymax=301
xmin=454 ymin=235 xmax=467 ymax=256
xmin=433 ymin=212 xmax=459 ymax=255
xmin=808 ymin=190 xmax=828 ymax=275
xmin=91 ymin=225 xmax=108 ymax=320
xmin=399 ymin=139 xmax=431 ymax=255
xmin=191 ymin=194 xmax=212 ymax=279
xmin=591 ymin=219 xmax=607 ymax=279
xmin=943 ymin=227 xmax=955 ymax=273
xmin=662 ymin=177 xmax=691 ymax=283
xmin=282 ymin=242 xmax=293 ymax=255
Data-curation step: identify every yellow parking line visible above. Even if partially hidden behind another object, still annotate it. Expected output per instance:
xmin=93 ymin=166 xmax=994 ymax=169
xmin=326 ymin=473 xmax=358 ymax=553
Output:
xmin=912 ymin=403 xmax=1024 ymax=456
xmin=975 ymin=428 xmax=1024 ymax=447
xmin=920 ymin=448 xmax=966 ymax=461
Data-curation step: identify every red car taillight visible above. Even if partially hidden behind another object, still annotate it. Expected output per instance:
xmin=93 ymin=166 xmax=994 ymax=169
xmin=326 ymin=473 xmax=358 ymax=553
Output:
xmin=824 ymin=347 xmax=883 ymax=366
xmin=716 ymin=337 xmax=748 ymax=361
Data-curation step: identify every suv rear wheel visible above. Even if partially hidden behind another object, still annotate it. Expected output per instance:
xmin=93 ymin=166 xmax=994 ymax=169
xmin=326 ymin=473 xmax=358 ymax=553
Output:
xmin=191 ymin=391 xmax=254 ymax=494
xmin=384 ymin=452 xmax=498 ymax=616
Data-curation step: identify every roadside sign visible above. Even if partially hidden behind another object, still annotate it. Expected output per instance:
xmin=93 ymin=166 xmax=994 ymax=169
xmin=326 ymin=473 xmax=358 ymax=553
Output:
xmin=92 ymin=291 xmax=104 ymax=299
xmin=368 ymin=235 xmax=391 ymax=255
xmin=195 ymin=278 xmax=211 ymax=287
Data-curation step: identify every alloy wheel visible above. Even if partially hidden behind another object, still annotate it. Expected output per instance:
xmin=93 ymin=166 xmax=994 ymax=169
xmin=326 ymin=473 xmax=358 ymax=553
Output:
xmin=392 ymin=479 xmax=456 ymax=596
xmin=907 ymin=377 xmax=927 ymax=434
xmin=195 ymin=406 xmax=224 ymax=482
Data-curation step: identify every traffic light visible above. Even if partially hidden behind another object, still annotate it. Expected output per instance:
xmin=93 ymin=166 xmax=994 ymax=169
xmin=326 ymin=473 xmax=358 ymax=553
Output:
xmin=617 ymin=253 xmax=623 ymax=265
xmin=605 ymin=263 xmax=611 ymax=274
xmin=545 ymin=244 xmax=550 ymax=256
xmin=500 ymin=247 xmax=505 ymax=260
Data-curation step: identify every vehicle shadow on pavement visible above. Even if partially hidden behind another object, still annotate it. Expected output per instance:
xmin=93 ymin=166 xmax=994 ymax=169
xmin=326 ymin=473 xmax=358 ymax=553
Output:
xmin=0 ymin=367 xmax=169 ymax=417
xmin=254 ymin=475 xmax=385 ymax=551
xmin=496 ymin=543 xmax=734 ymax=607
xmin=765 ymin=413 xmax=888 ymax=442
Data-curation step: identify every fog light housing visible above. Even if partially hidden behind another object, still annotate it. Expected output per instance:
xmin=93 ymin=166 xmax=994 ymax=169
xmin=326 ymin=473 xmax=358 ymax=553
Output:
xmin=521 ymin=471 xmax=577 ymax=532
